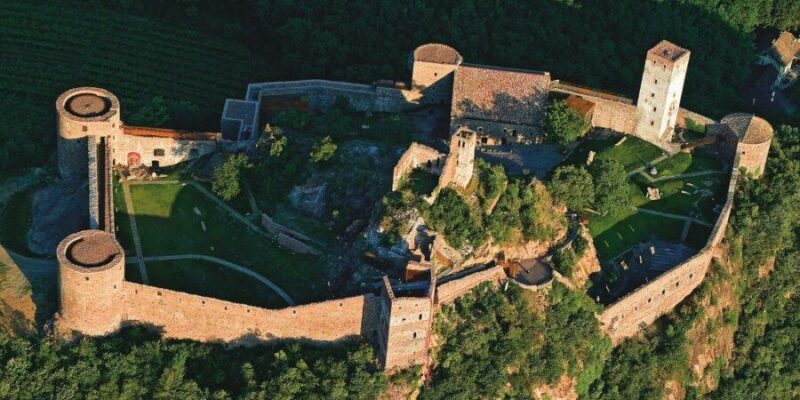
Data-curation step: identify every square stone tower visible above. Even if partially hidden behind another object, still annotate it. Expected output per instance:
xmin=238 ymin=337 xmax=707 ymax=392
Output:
xmin=447 ymin=128 xmax=476 ymax=188
xmin=635 ymin=40 xmax=690 ymax=142
xmin=376 ymin=275 xmax=435 ymax=371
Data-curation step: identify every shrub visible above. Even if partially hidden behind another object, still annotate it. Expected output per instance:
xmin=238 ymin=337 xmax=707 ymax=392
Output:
xmin=549 ymin=164 xmax=595 ymax=210
xmin=212 ymin=153 xmax=252 ymax=201
xmin=310 ymin=136 xmax=338 ymax=163
xmin=545 ymin=99 xmax=589 ymax=146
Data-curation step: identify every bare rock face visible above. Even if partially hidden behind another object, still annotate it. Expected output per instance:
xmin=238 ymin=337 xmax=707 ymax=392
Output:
xmin=289 ymin=183 xmax=327 ymax=219
xmin=28 ymin=179 xmax=89 ymax=256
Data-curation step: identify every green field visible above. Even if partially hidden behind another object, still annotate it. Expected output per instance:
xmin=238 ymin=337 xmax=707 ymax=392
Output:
xmin=117 ymin=182 xmax=328 ymax=306
xmin=588 ymin=209 xmax=685 ymax=261
xmin=647 ymin=149 xmax=723 ymax=179
xmin=636 ymin=174 xmax=726 ymax=223
xmin=566 ymin=134 xmax=665 ymax=172
xmin=128 ymin=259 xmax=281 ymax=308
xmin=0 ymin=1 xmax=262 ymax=170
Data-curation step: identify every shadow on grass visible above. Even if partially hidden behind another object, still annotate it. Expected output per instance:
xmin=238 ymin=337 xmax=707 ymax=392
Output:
xmin=116 ymin=182 xmax=332 ymax=308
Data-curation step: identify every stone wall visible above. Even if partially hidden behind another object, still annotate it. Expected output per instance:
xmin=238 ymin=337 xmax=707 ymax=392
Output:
xmin=591 ymin=99 xmax=639 ymax=135
xmin=121 ymin=282 xmax=380 ymax=344
xmin=391 ymin=143 xmax=444 ymax=191
xmin=436 ymin=266 xmax=506 ymax=305
xmin=113 ymin=130 xmax=217 ymax=168
xmin=276 ymin=232 xmax=321 ymax=256
xmin=598 ymin=250 xmax=712 ymax=342
xmin=598 ymin=153 xmax=740 ymax=343
xmin=251 ymin=80 xmax=420 ymax=114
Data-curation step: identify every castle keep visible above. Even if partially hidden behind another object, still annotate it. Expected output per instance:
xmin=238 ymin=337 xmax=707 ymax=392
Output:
xmin=55 ymin=39 xmax=773 ymax=371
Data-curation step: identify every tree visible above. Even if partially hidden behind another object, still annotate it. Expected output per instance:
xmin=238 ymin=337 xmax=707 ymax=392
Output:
xmin=549 ymin=165 xmax=595 ymax=210
xmin=590 ymin=160 xmax=633 ymax=216
xmin=426 ymin=188 xmax=485 ymax=248
xmin=212 ymin=153 xmax=252 ymax=201
xmin=128 ymin=96 xmax=170 ymax=127
xmin=476 ymin=158 xmax=508 ymax=206
xmin=269 ymin=136 xmax=288 ymax=158
xmin=309 ymin=136 xmax=337 ymax=163
xmin=545 ymin=100 xmax=588 ymax=146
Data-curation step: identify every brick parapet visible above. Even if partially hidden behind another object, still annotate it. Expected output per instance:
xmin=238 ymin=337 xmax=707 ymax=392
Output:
xmin=436 ymin=266 xmax=506 ymax=305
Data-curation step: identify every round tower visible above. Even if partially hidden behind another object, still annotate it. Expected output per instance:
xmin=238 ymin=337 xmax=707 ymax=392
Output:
xmin=55 ymin=87 xmax=121 ymax=179
xmin=720 ymin=113 xmax=773 ymax=177
xmin=56 ymin=230 xmax=125 ymax=337
xmin=410 ymin=43 xmax=463 ymax=105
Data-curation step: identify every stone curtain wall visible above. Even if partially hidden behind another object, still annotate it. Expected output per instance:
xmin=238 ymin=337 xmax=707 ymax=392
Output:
xmin=120 ymin=282 xmax=380 ymax=344
xmin=391 ymin=143 xmax=443 ymax=191
xmin=436 ymin=266 xmax=506 ymax=304
xmin=113 ymin=132 xmax=217 ymax=168
xmin=276 ymin=232 xmax=321 ymax=256
xmin=599 ymin=153 xmax=741 ymax=343
xmin=591 ymin=99 xmax=639 ymax=135
xmin=254 ymin=80 xmax=419 ymax=114
xmin=87 ymin=136 xmax=100 ymax=230
xmin=599 ymin=250 xmax=712 ymax=342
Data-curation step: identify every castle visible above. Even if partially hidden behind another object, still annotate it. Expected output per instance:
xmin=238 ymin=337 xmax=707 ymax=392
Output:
xmin=54 ymin=40 xmax=772 ymax=372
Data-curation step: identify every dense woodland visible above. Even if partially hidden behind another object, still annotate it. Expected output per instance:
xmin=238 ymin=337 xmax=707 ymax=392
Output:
xmin=3 ymin=0 xmax=800 ymax=173
xmin=3 ymin=0 xmax=800 ymax=398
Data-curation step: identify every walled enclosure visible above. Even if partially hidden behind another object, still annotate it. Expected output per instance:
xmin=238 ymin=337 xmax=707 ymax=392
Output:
xmin=57 ymin=38 xmax=774 ymax=369
xmin=598 ymin=117 xmax=768 ymax=342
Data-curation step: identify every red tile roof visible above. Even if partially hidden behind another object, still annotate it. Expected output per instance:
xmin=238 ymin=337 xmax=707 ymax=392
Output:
xmin=451 ymin=64 xmax=550 ymax=126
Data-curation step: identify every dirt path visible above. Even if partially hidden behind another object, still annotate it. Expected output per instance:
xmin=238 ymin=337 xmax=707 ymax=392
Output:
xmin=121 ymin=183 xmax=149 ymax=283
xmin=127 ymin=254 xmax=295 ymax=306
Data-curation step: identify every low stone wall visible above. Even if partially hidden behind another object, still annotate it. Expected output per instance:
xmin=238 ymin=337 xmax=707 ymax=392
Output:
xmin=277 ymin=232 xmax=321 ymax=256
xmin=391 ymin=143 xmax=443 ymax=191
xmin=249 ymin=80 xmax=420 ymax=114
xmin=260 ymin=214 xmax=321 ymax=255
xmin=121 ymin=282 xmax=380 ymax=344
xmin=436 ymin=266 xmax=506 ymax=304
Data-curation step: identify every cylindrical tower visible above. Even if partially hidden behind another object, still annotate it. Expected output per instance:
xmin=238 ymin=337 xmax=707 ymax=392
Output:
xmin=55 ymin=87 xmax=121 ymax=179
xmin=56 ymin=230 xmax=125 ymax=337
xmin=720 ymin=113 xmax=773 ymax=178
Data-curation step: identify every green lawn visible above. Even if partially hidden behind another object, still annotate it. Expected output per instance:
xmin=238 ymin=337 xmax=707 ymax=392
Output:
xmin=112 ymin=176 xmax=135 ymax=254
xmin=566 ymin=134 xmax=665 ymax=173
xmin=649 ymin=149 xmax=722 ymax=178
xmin=118 ymin=182 xmax=329 ymax=305
xmin=637 ymin=174 xmax=726 ymax=222
xmin=131 ymin=259 xmax=282 ymax=308
xmin=588 ymin=210 xmax=685 ymax=261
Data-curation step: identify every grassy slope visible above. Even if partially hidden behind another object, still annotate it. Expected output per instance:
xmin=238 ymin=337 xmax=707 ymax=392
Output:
xmin=123 ymin=183 xmax=328 ymax=305
xmin=136 ymin=259 xmax=281 ymax=308
xmin=0 ymin=189 xmax=34 ymax=256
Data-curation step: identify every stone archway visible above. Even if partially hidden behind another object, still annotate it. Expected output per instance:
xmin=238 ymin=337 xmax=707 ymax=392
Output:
xmin=127 ymin=152 xmax=141 ymax=167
